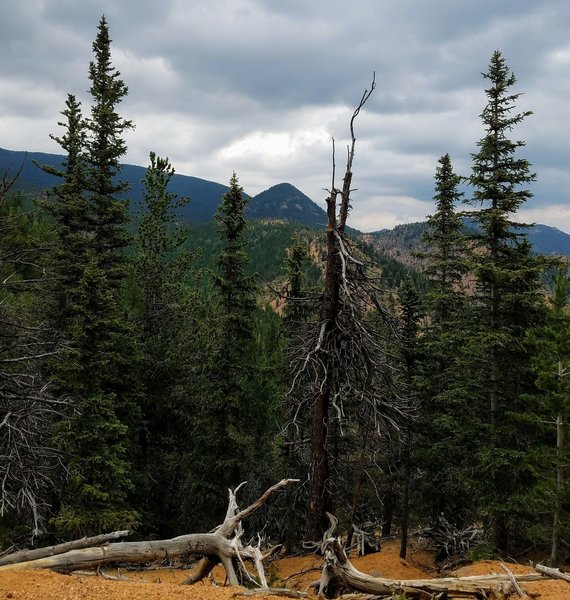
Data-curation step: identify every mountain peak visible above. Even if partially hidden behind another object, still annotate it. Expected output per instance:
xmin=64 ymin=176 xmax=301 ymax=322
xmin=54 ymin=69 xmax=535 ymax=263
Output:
xmin=247 ymin=183 xmax=327 ymax=227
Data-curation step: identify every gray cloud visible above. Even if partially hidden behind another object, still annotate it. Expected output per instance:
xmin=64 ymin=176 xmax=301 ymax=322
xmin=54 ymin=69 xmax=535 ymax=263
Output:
xmin=1 ymin=0 xmax=569 ymax=232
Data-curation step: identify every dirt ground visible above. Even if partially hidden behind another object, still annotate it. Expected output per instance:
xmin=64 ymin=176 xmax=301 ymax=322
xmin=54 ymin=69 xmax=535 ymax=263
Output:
xmin=0 ymin=538 xmax=568 ymax=599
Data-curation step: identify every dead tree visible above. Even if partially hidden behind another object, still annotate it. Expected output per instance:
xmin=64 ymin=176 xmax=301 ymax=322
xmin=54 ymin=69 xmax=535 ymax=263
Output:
xmin=287 ymin=75 xmax=411 ymax=541
xmin=317 ymin=537 xmax=543 ymax=599
xmin=0 ymin=479 xmax=298 ymax=588
xmin=0 ymin=167 xmax=65 ymax=536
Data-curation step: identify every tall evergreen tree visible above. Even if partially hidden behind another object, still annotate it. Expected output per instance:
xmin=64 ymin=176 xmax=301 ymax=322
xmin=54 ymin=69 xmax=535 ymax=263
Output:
xmin=133 ymin=152 xmax=197 ymax=535
xmin=415 ymin=154 xmax=475 ymax=530
xmin=189 ymin=174 xmax=261 ymax=524
xmin=397 ymin=276 xmax=422 ymax=559
xmin=421 ymin=154 xmax=467 ymax=322
xmin=466 ymin=50 xmax=546 ymax=550
xmin=86 ymin=15 xmax=133 ymax=277
xmin=38 ymin=94 xmax=89 ymax=329
xmin=135 ymin=153 xmax=190 ymax=339
xmin=41 ymin=16 xmax=139 ymax=537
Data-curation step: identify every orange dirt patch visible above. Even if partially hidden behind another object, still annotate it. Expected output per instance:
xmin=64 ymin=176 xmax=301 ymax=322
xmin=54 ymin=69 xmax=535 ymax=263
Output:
xmin=0 ymin=568 xmax=278 ymax=600
xmin=1 ymin=541 xmax=570 ymax=599
xmin=453 ymin=560 xmax=536 ymax=577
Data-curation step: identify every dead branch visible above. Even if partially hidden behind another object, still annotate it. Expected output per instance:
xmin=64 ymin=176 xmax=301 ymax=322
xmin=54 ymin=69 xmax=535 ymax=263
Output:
xmin=0 ymin=479 xmax=298 ymax=589
xmin=500 ymin=564 xmax=528 ymax=597
xmin=0 ymin=159 xmax=64 ymax=535
xmin=419 ymin=517 xmax=482 ymax=558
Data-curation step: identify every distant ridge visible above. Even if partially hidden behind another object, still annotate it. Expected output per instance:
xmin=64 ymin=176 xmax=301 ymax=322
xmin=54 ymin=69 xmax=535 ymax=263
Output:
xmin=0 ymin=147 xmax=229 ymax=222
xmin=1 ymin=147 xmax=568 ymax=256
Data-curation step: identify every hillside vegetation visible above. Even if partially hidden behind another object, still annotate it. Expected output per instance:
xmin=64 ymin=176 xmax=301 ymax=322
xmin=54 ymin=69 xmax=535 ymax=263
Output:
xmin=2 ymin=19 xmax=570 ymax=583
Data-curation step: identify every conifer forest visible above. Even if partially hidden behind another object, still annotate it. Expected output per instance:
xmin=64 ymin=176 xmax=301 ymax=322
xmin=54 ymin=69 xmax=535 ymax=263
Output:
xmin=2 ymin=16 xmax=569 ymax=568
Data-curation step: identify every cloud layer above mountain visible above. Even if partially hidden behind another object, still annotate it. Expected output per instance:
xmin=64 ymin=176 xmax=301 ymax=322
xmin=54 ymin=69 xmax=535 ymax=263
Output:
xmin=1 ymin=0 xmax=569 ymax=232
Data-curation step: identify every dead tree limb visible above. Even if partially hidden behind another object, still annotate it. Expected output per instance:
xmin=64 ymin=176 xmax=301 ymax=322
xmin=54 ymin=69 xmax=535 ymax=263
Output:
xmin=500 ymin=564 xmax=528 ymax=597
xmin=0 ymin=529 xmax=130 ymax=566
xmin=534 ymin=563 xmax=570 ymax=583
xmin=0 ymin=478 xmax=298 ymax=587
xmin=317 ymin=538 xmax=541 ymax=599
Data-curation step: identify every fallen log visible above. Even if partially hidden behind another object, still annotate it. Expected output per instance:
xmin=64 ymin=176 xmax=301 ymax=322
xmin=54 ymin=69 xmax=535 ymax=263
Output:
xmin=534 ymin=563 xmax=570 ymax=583
xmin=0 ymin=530 xmax=130 ymax=567
xmin=0 ymin=478 xmax=298 ymax=588
xmin=239 ymin=588 xmax=309 ymax=598
xmin=318 ymin=537 xmax=542 ymax=599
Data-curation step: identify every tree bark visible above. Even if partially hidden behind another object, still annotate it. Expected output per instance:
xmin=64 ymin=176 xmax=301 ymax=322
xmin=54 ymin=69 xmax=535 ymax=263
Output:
xmin=307 ymin=192 xmax=339 ymax=542
xmin=399 ymin=421 xmax=412 ymax=559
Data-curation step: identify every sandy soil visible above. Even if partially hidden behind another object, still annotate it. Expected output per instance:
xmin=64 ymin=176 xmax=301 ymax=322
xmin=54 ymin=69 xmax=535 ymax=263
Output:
xmin=1 ymin=539 xmax=568 ymax=599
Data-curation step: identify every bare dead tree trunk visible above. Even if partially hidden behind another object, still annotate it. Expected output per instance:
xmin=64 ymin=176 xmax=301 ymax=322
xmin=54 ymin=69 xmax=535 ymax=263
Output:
xmin=399 ymin=421 xmax=412 ymax=560
xmin=307 ymin=189 xmax=341 ymax=541
xmin=305 ymin=77 xmax=378 ymax=542
xmin=287 ymin=75 xmax=412 ymax=543
xmin=0 ymin=530 xmax=129 ymax=567
xmin=307 ymin=373 xmax=332 ymax=541
xmin=551 ymin=408 xmax=564 ymax=565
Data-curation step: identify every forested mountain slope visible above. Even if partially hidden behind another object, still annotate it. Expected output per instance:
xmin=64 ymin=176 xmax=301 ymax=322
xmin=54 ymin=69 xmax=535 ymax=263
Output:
xmin=2 ymin=147 xmax=568 ymax=260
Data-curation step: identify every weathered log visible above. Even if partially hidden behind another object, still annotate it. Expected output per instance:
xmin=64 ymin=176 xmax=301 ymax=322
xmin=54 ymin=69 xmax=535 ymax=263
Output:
xmin=0 ymin=533 xmax=235 ymax=574
xmin=239 ymin=588 xmax=309 ymax=598
xmin=0 ymin=478 xmax=298 ymax=588
xmin=0 ymin=530 xmax=130 ymax=567
xmin=534 ymin=563 xmax=570 ymax=583
xmin=318 ymin=538 xmax=540 ymax=599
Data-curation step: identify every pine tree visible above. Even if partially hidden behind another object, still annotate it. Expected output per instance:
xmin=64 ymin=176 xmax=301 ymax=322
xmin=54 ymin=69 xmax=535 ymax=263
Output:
xmin=86 ymin=15 xmax=133 ymax=278
xmin=136 ymin=153 xmax=190 ymax=337
xmin=415 ymin=155 xmax=476 ymax=531
xmin=41 ymin=16 xmax=139 ymax=537
xmin=397 ymin=276 xmax=422 ymax=559
xmin=189 ymin=173 xmax=261 ymax=524
xmin=38 ymin=94 xmax=89 ymax=328
xmin=281 ymin=238 xmax=314 ymax=550
xmin=466 ymin=50 xmax=546 ymax=550
xmin=525 ymin=270 xmax=570 ymax=564
xmin=133 ymin=152 xmax=197 ymax=535
xmin=421 ymin=154 xmax=467 ymax=322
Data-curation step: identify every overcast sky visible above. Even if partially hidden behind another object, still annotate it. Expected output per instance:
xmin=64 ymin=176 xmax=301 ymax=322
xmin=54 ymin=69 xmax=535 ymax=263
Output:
xmin=1 ymin=0 xmax=569 ymax=233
